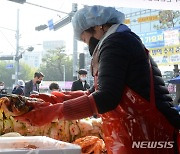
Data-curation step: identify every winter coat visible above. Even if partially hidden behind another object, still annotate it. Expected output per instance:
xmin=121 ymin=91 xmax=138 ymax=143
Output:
xmin=71 ymin=79 xmax=90 ymax=91
xmin=91 ymin=30 xmax=180 ymax=129
xmin=24 ymin=80 xmax=39 ymax=97
xmin=12 ymin=86 xmax=24 ymax=95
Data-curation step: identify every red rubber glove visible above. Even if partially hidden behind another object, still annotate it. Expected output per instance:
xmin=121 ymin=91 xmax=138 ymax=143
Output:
xmin=51 ymin=91 xmax=85 ymax=101
xmin=25 ymin=97 xmax=51 ymax=108
xmin=30 ymin=93 xmax=64 ymax=104
xmin=62 ymin=90 xmax=89 ymax=101
xmin=15 ymin=103 xmax=63 ymax=126
xmin=16 ymin=94 xmax=98 ymax=126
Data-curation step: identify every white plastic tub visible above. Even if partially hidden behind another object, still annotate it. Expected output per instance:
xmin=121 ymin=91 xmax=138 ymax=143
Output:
xmin=0 ymin=136 xmax=81 ymax=154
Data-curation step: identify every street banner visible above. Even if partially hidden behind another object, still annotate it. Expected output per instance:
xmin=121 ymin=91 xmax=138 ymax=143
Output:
xmin=164 ymin=29 xmax=180 ymax=46
xmin=73 ymin=0 xmax=180 ymax=11
xmin=138 ymin=27 xmax=180 ymax=48
xmin=137 ymin=27 xmax=180 ymax=66
xmin=138 ymin=30 xmax=164 ymax=48
xmin=149 ymin=45 xmax=180 ymax=65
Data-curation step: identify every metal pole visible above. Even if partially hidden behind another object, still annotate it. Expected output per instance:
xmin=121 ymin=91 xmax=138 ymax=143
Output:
xmin=64 ymin=65 xmax=65 ymax=91
xmin=73 ymin=38 xmax=78 ymax=81
xmin=62 ymin=65 xmax=65 ymax=91
xmin=72 ymin=3 xmax=78 ymax=81
xmin=15 ymin=9 xmax=20 ymax=84
xmin=25 ymin=2 xmax=69 ymax=14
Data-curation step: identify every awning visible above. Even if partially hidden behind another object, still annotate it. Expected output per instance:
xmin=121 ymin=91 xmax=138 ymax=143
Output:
xmin=168 ymin=76 xmax=180 ymax=84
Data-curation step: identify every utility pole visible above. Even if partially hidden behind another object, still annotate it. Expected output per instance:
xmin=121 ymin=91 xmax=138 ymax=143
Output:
xmin=15 ymin=9 xmax=20 ymax=85
xmin=73 ymin=36 xmax=78 ymax=80
xmin=34 ymin=3 xmax=78 ymax=80
xmin=11 ymin=0 xmax=79 ymax=81
xmin=72 ymin=3 xmax=78 ymax=80
xmin=62 ymin=65 xmax=66 ymax=91
xmin=53 ymin=3 xmax=78 ymax=80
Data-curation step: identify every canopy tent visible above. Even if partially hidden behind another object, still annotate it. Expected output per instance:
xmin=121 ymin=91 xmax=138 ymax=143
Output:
xmin=168 ymin=76 xmax=180 ymax=84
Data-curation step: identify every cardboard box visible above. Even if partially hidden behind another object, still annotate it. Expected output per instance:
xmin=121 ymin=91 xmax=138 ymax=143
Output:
xmin=0 ymin=136 xmax=81 ymax=154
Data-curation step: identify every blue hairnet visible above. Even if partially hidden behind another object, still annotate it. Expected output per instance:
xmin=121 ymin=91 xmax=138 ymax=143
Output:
xmin=72 ymin=5 xmax=125 ymax=40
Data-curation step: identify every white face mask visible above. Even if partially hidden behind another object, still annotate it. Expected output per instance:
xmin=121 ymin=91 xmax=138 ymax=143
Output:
xmin=80 ymin=77 xmax=87 ymax=81
xmin=0 ymin=86 xmax=4 ymax=90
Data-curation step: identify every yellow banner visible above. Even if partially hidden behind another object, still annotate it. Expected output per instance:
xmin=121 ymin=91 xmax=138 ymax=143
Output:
xmin=149 ymin=45 xmax=180 ymax=65
xmin=149 ymin=45 xmax=180 ymax=56
xmin=138 ymin=15 xmax=159 ymax=23
xmin=124 ymin=19 xmax=131 ymax=24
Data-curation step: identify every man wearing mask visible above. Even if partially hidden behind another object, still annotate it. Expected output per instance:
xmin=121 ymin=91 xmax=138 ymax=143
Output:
xmin=0 ymin=81 xmax=7 ymax=97
xmin=71 ymin=69 xmax=90 ymax=91
xmin=24 ymin=72 xmax=44 ymax=97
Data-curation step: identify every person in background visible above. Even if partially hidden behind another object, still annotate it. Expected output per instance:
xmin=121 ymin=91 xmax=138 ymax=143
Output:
xmin=24 ymin=72 xmax=44 ymax=97
xmin=12 ymin=80 xmax=25 ymax=95
xmin=16 ymin=6 xmax=180 ymax=153
xmin=49 ymin=82 xmax=61 ymax=93
xmin=0 ymin=81 xmax=7 ymax=95
xmin=71 ymin=69 xmax=90 ymax=91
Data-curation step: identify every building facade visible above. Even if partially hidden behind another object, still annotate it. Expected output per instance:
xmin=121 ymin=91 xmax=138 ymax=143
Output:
xmin=43 ymin=40 xmax=66 ymax=56
xmin=21 ymin=40 xmax=66 ymax=68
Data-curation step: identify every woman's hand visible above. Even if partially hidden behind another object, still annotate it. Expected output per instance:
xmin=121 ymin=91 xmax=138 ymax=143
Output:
xmin=15 ymin=103 xmax=63 ymax=126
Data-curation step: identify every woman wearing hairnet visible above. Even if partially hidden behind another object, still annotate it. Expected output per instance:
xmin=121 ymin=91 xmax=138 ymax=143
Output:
xmin=16 ymin=5 xmax=180 ymax=153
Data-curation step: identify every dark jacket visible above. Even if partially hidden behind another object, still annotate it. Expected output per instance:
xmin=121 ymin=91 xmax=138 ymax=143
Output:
xmin=12 ymin=86 xmax=24 ymax=95
xmin=0 ymin=89 xmax=7 ymax=95
xmin=92 ymin=31 xmax=180 ymax=129
xmin=24 ymin=80 xmax=39 ymax=97
xmin=0 ymin=94 xmax=6 ymax=98
xmin=71 ymin=79 xmax=90 ymax=91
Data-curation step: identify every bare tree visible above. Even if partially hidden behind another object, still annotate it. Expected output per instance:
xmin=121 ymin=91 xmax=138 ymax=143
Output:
xmin=154 ymin=10 xmax=180 ymax=30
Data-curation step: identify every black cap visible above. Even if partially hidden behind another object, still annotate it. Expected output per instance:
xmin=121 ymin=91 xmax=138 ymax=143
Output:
xmin=77 ymin=69 xmax=87 ymax=75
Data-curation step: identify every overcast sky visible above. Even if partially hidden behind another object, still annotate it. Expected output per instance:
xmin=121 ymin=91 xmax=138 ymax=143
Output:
xmin=0 ymin=0 xmax=82 ymax=55
xmin=1 ymin=0 xmax=124 ymax=56
xmin=0 ymin=0 xmax=179 ymax=56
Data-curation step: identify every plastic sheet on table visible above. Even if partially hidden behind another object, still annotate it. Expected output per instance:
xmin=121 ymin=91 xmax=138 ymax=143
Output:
xmin=0 ymin=136 xmax=81 ymax=154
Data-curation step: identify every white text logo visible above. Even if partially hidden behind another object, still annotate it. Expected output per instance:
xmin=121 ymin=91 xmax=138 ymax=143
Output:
xmin=132 ymin=141 xmax=174 ymax=148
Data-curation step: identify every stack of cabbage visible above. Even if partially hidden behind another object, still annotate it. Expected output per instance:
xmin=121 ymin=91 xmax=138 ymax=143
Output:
xmin=0 ymin=97 xmax=103 ymax=142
